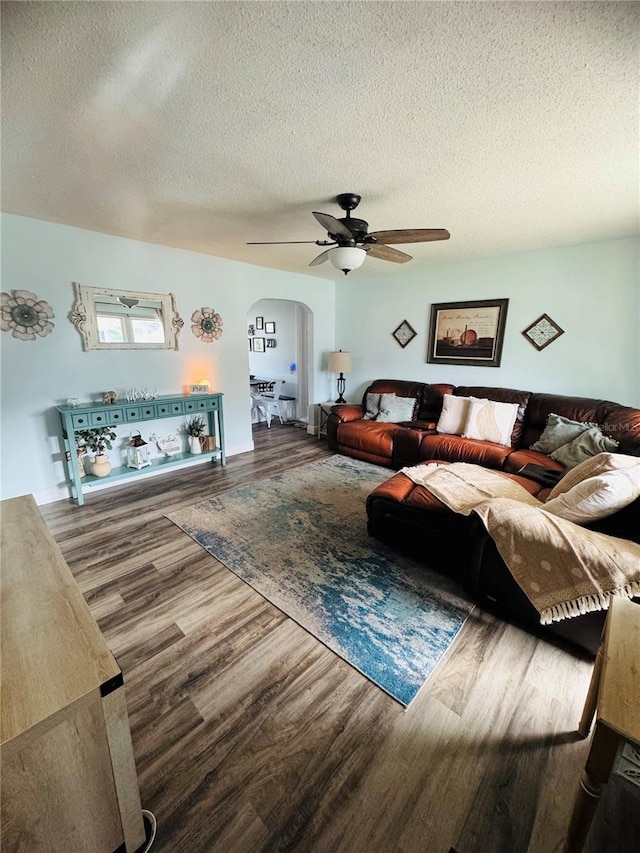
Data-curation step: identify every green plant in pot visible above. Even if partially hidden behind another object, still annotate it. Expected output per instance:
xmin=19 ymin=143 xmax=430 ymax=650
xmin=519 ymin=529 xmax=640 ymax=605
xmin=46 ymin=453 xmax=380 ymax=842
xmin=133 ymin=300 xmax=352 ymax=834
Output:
xmin=185 ymin=415 xmax=206 ymax=454
xmin=76 ymin=426 xmax=117 ymax=477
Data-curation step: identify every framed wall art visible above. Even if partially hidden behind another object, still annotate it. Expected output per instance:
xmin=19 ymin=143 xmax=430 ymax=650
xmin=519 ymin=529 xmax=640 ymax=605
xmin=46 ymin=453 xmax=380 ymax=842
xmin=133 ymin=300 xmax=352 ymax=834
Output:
xmin=266 ymin=338 xmax=277 ymax=348
xmin=522 ymin=313 xmax=565 ymax=351
xmin=255 ymin=316 xmax=264 ymax=330
xmin=392 ymin=319 xmax=417 ymax=348
xmin=252 ymin=337 xmax=265 ymax=353
xmin=427 ymin=298 xmax=509 ymax=367
xmin=264 ymin=321 xmax=276 ymax=334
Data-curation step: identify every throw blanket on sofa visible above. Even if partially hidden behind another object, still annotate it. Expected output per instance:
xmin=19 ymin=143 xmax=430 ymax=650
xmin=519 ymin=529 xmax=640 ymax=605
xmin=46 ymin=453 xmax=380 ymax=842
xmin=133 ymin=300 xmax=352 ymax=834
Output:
xmin=400 ymin=463 xmax=640 ymax=624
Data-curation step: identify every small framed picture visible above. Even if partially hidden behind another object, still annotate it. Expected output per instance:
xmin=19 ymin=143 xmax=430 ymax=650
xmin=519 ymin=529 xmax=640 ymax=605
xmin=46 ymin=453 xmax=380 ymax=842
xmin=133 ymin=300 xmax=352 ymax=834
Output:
xmin=264 ymin=321 xmax=276 ymax=334
xmin=255 ymin=316 xmax=264 ymax=330
xmin=522 ymin=313 xmax=565 ymax=351
xmin=266 ymin=338 xmax=277 ymax=348
xmin=392 ymin=319 xmax=417 ymax=348
xmin=252 ymin=337 xmax=265 ymax=352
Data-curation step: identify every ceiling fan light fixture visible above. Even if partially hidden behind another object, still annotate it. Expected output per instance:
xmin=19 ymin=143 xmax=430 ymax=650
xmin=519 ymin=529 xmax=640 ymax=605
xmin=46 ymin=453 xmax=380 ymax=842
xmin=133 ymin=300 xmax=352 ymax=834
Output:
xmin=328 ymin=246 xmax=366 ymax=275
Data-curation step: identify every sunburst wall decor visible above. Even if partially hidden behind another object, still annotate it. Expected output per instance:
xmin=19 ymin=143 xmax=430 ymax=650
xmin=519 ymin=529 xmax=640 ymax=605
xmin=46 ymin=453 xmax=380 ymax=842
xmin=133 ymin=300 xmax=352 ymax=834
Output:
xmin=191 ymin=307 xmax=223 ymax=343
xmin=1 ymin=289 xmax=55 ymax=341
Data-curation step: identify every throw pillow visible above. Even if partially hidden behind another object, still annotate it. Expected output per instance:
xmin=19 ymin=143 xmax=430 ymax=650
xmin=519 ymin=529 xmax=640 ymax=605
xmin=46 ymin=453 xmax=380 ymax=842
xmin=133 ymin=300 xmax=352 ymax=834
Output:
xmin=547 ymin=452 xmax=640 ymax=500
xmin=376 ymin=393 xmax=417 ymax=423
xmin=436 ymin=394 xmax=471 ymax=435
xmin=543 ymin=466 xmax=640 ymax=524
xmin=363 ymin=393 xmax=381 ymax=420
xmin=530 ymin=413 xmax=593 ymax=454
xmin=462 ymin=399 xmax=520 ymax=446
xmin=550 ymin=427 xmax=619 ymax=469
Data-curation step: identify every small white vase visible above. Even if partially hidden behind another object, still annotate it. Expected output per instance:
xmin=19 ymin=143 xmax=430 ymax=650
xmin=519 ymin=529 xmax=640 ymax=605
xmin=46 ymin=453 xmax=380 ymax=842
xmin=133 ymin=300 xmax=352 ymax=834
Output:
xmin=189 ymin=436 xmax=202 ymax=454
xmin=91 ymin=453 xmax=112 ymax=477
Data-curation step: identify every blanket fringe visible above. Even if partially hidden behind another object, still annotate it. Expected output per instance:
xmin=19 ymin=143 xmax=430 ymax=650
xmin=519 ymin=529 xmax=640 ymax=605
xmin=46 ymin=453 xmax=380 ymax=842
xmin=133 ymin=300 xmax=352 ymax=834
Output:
xmin=540 ymin=580 xmax=640 ymax=625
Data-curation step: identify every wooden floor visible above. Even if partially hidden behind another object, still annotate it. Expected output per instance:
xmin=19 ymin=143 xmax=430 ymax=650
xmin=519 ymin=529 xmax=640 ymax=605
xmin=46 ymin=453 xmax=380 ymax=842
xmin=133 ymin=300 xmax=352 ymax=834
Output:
xmin=39 ymin=424 xmax=630 ymax=853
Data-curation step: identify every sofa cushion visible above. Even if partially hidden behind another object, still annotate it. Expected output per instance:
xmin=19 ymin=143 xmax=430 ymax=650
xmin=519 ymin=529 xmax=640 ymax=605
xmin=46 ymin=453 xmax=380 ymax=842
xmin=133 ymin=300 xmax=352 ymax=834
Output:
xmin=455 ymin=386 xmax=530 ymax=446
xmin=336 ymin=420 xmax=399 ymax=456
xmin=377 ymin=393 xmax=417 ymax=423
xmin=418 ymin=434 xmax=513 ymax=469
xmin=363 ymin=393 xmax=381 ymax=420
xmin=547 ymin=452 xmax=640 ymax=500
xmin=530 ymin=413 xmax=593 ymax=454
xmin=549 ymin=427 xmax=619 ymax=468
xmin=462 ymin=399 xmax=520 ymax=446
xmin=543 ymin=467 xmax=640 ymax=524
xmin=436 ymin=394 xmax=471 ymax=435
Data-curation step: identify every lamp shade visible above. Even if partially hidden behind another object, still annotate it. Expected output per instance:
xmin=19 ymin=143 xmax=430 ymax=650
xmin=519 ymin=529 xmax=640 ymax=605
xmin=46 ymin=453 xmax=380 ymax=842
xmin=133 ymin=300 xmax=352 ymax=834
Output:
xmin=327 ymin=350 xmax=352 ymax=374
xmin=328 ymin=247 xmax=366 ymax=274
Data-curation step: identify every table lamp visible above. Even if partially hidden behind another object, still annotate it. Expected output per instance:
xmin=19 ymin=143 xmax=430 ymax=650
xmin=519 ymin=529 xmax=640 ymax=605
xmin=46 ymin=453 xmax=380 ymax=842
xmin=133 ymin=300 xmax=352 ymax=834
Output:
xmin=327 ymin=350 xmax=352 ymax=404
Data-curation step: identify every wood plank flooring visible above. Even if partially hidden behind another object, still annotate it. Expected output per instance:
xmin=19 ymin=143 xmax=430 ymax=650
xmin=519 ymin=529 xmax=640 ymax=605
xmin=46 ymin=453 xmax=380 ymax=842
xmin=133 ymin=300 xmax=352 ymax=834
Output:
xmin=39 ymin=423 xmax=632 ymax=852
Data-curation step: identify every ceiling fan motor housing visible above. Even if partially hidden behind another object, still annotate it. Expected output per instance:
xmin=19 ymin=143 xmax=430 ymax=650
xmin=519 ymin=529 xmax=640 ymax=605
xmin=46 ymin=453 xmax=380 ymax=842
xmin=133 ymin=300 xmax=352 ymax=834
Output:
xmin=337 ymin=217 xmax=368 ymax=244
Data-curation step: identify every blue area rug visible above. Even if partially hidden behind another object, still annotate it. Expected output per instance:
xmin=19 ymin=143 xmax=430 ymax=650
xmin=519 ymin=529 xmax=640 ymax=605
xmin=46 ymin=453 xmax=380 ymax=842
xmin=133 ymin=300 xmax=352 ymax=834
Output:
xmin=166 ymin=456 xmax=473 ymax=706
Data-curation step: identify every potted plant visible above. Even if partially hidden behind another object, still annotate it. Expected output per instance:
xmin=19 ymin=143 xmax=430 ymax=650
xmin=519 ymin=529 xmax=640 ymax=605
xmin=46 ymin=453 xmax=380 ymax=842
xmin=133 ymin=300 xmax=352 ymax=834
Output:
xmin=184 ymin=415 xmax=206 ymax=454
xmin=76 ymin=426 xmax=117 ymax=477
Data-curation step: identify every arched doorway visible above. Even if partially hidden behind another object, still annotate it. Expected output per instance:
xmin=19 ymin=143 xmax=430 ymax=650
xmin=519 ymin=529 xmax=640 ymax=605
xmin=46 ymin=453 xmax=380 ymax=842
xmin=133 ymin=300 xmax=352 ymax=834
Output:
xmin=247 ymin=298 xmax=313 ymax=424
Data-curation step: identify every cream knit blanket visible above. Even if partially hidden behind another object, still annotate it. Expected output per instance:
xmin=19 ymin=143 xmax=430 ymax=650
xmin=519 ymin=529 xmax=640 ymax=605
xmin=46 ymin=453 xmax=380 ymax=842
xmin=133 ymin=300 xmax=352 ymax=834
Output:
xmin=400 ymin=463 xmax=640 ymax=624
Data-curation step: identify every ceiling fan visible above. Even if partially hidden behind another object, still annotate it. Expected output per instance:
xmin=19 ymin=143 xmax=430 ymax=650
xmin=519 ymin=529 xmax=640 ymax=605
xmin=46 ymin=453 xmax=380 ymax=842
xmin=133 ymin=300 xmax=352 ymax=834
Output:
xmin=247 ymin=193 xmax=450 ymax=274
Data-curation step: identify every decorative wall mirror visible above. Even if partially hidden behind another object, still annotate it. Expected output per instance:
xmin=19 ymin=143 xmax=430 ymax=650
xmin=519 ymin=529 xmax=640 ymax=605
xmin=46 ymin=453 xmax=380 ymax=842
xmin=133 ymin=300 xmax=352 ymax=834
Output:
xmin=70 ymin=282 xmax=184 ymax=351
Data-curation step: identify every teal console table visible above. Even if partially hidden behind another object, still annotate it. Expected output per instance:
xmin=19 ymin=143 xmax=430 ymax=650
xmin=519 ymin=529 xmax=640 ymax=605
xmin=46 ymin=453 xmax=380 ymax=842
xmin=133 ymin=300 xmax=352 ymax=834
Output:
xmin=57 ymin=392 xmax=225 ymax=506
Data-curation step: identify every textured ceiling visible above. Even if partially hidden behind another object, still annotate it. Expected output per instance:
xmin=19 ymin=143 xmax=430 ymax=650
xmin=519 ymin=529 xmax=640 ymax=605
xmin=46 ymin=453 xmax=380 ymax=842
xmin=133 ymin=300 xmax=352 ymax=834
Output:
xmin=2 ymin=1 xmax=638 ymax=278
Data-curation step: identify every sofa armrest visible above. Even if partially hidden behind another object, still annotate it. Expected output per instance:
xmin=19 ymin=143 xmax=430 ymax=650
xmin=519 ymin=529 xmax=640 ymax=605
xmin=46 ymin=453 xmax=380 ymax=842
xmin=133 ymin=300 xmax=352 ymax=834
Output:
xmin=328 ymin=404 xmax=364 ymax=424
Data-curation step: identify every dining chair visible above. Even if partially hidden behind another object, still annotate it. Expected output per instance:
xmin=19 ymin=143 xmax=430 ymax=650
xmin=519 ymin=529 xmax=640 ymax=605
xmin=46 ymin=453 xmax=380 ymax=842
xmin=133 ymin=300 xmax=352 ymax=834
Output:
xmin=251 ymin=380 xmax=286 ymax=428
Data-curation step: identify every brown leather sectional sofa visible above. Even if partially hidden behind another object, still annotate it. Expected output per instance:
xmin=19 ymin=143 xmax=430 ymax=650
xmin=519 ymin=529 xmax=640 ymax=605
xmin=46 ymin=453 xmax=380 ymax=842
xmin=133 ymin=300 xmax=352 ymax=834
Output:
xmin=327 ymin=379 xmax=640 ymax=654
xmin=326 ymin=378 xmax=640 ymax=472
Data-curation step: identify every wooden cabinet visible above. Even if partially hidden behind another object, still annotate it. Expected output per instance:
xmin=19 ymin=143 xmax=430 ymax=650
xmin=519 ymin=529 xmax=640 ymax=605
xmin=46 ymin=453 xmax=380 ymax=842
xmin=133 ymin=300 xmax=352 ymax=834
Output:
xmin=58 ymin=391 xmax=225 ymax=505
xmin=1 ymin=495 xmax=146 ymax=852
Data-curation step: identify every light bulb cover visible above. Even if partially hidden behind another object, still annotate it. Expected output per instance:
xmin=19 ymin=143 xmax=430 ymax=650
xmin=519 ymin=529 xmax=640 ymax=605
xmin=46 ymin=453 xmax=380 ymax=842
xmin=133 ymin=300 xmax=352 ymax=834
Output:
xmin=328 ymin=246 xmax=366 ymax=273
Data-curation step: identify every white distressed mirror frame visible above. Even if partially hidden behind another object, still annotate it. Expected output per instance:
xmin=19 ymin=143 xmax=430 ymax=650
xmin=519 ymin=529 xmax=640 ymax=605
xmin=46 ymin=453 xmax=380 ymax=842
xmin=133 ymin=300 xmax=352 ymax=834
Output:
xmin=70 ymin=282 xmax=184 ymax=351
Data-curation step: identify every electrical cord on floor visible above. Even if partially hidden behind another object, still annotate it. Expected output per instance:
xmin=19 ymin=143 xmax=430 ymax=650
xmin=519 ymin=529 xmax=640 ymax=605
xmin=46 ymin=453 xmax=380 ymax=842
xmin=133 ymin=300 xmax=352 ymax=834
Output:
xmin=141 ymin=809 xmax=157 ymax=851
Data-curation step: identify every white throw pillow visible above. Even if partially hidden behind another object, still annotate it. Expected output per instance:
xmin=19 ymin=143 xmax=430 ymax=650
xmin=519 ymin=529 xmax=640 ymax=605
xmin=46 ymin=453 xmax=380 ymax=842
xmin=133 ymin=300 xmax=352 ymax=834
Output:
xmin=436 ymin=394 xmax=471 ymax=435
xmin=547 ymin=452 xmax=640 ymax=500
xmin=543 ymin=466 xmax=640 ymax=524
xmin=462 ymin=399 xmax=520 ymax=446
xmin=376 ymin=393 xmax=416 ymax=423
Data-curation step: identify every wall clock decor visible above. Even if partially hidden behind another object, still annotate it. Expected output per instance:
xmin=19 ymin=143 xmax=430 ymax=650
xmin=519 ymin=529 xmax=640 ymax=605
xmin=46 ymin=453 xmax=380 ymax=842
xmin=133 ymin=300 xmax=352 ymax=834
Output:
xmin=522 ymin=313 xmax=564 ymax=351
xmin=191 ymin=307 xmax=223 ymax=343
xmin=1 ymin=289 xmax=55 ymax=341
xmin=392 ymin=320 xmax=417 ymax=348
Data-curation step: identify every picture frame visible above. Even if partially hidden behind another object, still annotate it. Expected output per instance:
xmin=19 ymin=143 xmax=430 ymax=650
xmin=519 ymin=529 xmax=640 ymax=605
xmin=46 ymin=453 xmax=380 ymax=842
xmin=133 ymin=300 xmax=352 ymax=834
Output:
xmin=266 ymin=338 xmax=277 ymax=348
xmin=392 ymin=319 xmax=417 ymax=348
xmin=264 ymin=321 xmax=276 ymax=334
xmin=522 ymin=313 xmax=565 ymax=351
xmin=255 ymin=316 xmax=264 ymax=330
xmin=252 ymin=337 xmax=265 ymax=353
xmin=427 ymin=298 xmax=509 ymax=367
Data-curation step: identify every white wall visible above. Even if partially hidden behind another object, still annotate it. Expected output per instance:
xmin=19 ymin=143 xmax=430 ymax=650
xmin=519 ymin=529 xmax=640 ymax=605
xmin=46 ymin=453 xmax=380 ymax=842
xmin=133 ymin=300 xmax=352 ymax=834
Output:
xmin=0 ymin=213 xmax=336 ymax=502
xmin=336 ymin=238 xmax=640 ymax=407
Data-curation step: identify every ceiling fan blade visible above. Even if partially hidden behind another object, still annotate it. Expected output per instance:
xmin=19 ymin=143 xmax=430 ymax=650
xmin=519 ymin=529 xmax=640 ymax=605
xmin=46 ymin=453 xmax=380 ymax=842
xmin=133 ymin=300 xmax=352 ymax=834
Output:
xmin=247 ymin=240 xmax=321 ymax=245
xmin=365 ymin=244 xmax=412 ymax=263
xmin=313 ymin=212 xmax=353 ymax=239
xmin=368 ymin=228 xmax=450 ymax=244
xmin=309 ymin=249 xmax=332 ymax=267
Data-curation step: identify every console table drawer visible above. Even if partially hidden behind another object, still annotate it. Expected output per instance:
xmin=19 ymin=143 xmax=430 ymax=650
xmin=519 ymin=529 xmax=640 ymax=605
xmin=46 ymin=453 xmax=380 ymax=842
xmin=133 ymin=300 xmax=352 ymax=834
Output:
xmin=71 ymin=412 xmax=91 ymax=428
xmin=123 ymin=405 xmax=156 ymax=421
xmin=88 ymin=411 xmax=108 ymax=427
xmin=193 ymin=398 xmax=219 ymax=412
